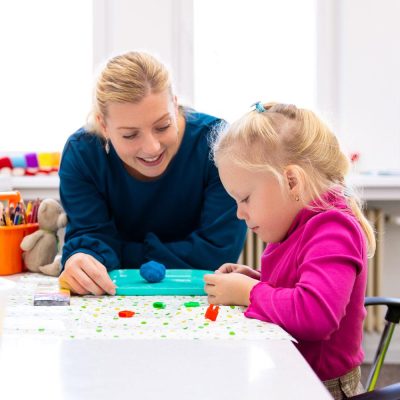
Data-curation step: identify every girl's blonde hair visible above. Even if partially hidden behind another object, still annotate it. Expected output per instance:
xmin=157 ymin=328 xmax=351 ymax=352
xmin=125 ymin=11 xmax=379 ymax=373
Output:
xmin=213 ymin=102 xmax=375 ymax=256
xmin=87 ymin=51 xmax=173 ymax=133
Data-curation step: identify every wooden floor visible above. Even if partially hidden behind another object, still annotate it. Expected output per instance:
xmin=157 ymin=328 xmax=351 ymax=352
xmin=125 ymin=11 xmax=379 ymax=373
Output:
xmin=361 ymin=363 xmax=400 ymax=389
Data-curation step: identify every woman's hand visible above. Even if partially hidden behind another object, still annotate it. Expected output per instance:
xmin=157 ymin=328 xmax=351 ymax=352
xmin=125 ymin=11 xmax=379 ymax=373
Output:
xmin=216 ymin=263 xmax=261 ymax=280
xmin=204 ymin=272 xmax=259 ymax=306
xmin=59 ymin=253 xmax=116 ymax=295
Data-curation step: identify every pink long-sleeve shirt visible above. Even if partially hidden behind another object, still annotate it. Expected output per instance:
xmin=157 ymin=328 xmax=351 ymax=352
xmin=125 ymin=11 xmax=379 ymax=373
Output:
xmin=245 ymin=194 xmax=368 ymax=381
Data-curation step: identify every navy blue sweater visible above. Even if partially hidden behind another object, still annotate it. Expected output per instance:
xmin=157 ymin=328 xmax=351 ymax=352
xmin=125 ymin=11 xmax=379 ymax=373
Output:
xmin=60 ymin=111 xmax=246 ymax=271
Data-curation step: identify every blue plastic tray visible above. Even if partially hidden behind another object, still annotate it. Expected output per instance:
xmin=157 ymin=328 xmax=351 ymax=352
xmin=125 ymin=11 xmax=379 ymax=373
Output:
xmin=109 ymin=269 xmax=210 ymax=296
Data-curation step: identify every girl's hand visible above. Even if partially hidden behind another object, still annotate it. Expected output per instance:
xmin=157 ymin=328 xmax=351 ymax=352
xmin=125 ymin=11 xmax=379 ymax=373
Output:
xmin=216 ymin=263 xmax=261 ymax=280
xmin=59 ymin=253 xmax=116 ymax=296
xmin=204 ymin=272 xmax=259 ymax=306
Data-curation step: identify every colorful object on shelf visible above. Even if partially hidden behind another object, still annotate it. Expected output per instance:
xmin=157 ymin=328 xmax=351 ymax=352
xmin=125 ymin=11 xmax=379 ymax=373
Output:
xmin=10 ymin=155 xmax=26 ymax=168
xmin=139 ymin=260 xmax=166 ymax=283
xmin=118 ymin=310 xmax=135 ymax=318
xmin=153 ymin=301 xmax=166 ymax=309
xmin=9 ymin=156 xmax=26 ymax=176
xmin=38 ymin=152 xmax=53 ymax=169
xmin=51 ymin=152 xmax=61 ymax=169
xmin=25 ymin=153 xmax=39 ymax=168
xmin=0 ymin=157 xmax=12 ymax=172
xmin=350 ymin=152 xmax=360 ymax=164
xmin=205 ymin=304 xmax=220 ymax=321
xmin=0 ymin=152 xmax=61 ymax=176
xmin=109 ymin=269 xmax=209 ymax=296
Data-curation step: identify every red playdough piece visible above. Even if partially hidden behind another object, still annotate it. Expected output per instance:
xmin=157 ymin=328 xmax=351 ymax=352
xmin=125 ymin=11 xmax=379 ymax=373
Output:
xmin=118 ymin=310 xmax=135 ymax=318
xmin=205 ymin=304 xmax=220 ymax=321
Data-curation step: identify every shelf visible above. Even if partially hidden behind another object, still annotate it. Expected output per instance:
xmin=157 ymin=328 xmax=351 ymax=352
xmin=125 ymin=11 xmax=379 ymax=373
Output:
xmin=11 ymin=175 xmax=59 ymax=199
xmin=6 ymin=174 xmax=400 ymax=202
xmin=347 ymin=174 xmax=400 ymax=201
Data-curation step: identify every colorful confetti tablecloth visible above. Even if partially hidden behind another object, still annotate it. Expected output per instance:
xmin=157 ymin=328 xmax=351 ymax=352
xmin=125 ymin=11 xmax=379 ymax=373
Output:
xmin=4 ymin=274 xmax=295 ymax=341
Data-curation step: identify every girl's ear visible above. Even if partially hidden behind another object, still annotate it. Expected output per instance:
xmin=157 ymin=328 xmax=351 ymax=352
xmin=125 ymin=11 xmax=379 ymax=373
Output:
xmin=284 ymin=165 xmax=299 ymax=191
xmin=284 ymin=165 xmax=304 ymax=202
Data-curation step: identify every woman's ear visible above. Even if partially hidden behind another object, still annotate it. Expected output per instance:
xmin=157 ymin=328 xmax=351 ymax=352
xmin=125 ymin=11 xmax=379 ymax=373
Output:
xmin=172 ymin=95 xmax=179 ymax=117
xmin=96 ymin=114 xmax=107 ymax=138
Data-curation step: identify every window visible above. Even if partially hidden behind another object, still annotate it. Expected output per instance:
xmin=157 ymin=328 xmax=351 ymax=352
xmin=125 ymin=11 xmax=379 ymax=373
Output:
xmin=0 ymin=1 xmax=93 ymax=152
xmin=193 ymin=0 xmax=317 ymax=123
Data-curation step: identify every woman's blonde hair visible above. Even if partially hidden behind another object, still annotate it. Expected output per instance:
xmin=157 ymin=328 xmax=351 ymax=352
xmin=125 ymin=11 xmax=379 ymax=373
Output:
xmin=213 ymin=102 xmax=375 ymax=256
xmin=87 ymin=51 xmax=173 ymax=133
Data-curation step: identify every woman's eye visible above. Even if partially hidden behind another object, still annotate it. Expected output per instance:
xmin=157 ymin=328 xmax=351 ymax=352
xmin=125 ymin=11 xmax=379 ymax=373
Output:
xmin=156 ymin=124 xmax=171 ymax=132
xmin=122 ymin=133 xmax=138 ymax=139
xmin=240 ymin=196 xmax=249 ymax=204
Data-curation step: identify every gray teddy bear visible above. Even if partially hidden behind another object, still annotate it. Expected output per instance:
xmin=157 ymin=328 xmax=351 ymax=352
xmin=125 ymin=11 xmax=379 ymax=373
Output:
xmin=20 ymin=199 xmax=67 ymax=276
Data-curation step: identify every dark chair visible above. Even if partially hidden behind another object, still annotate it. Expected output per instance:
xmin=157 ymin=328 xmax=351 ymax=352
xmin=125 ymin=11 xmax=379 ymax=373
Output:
xmin=363 ymin=297 xmax=400 ymax=391
xmin=350 ymin=382 xmax=400 ymax=399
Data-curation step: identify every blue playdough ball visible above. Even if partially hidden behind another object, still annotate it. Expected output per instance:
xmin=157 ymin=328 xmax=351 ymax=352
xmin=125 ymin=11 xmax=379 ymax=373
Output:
xmin=140 ymin=261 xmax=166 ymax=283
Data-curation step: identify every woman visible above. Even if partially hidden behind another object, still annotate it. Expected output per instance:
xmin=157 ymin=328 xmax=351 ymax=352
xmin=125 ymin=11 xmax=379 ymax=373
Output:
xmin=59 ymin=51 xmax=246 ymax=295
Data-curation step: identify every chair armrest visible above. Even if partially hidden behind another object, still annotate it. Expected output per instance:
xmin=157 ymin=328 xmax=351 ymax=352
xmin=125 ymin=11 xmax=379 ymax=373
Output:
xmin=365 ymin=297 xmax=400 ymax=324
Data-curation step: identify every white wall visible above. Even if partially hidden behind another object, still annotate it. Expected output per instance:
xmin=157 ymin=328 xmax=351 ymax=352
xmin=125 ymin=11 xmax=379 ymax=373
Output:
xmin=93 ymin=0 xmax=193 ymax=105
xmin=94 ymin=0 xmax=400 ymax=172
xmin=319 ymin=0 xmax=400 ymax=172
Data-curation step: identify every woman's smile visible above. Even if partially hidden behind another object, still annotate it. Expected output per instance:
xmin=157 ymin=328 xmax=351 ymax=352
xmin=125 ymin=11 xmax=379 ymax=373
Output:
xmin=137 ymin=150 xmax=165 ymax=167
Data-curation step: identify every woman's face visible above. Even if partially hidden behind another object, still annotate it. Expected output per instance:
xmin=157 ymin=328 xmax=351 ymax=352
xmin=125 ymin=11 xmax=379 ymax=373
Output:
xmin=100 ymin=90 xmax=181 ymax=179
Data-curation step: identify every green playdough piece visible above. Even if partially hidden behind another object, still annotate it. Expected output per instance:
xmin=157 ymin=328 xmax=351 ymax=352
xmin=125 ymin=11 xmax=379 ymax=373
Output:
xmin=153 ymin=301 xmax=166 ymax=309
xmin=184 ymin=301 xmax=200 ymax=308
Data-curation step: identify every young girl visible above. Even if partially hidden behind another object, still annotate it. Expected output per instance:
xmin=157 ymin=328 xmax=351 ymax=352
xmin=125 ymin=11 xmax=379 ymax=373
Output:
xmin=204 ymin=102 xmax=375 ymax=399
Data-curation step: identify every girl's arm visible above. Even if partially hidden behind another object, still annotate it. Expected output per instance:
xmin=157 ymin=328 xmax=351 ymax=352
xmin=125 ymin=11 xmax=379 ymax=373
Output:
xmin=245 ymin=212 xmax=366 ymax=341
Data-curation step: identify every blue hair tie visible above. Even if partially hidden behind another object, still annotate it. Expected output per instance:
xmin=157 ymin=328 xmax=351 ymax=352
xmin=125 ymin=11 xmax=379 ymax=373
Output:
xmin=251 ymin=101 xmax=266 ymax=113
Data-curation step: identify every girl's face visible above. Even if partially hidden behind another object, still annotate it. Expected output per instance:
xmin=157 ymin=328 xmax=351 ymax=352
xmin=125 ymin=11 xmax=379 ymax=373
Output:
xmin=218 ymin=157 xmax=302 ymax=243
xmin=99 ymin=90 xmax=182 ymax=179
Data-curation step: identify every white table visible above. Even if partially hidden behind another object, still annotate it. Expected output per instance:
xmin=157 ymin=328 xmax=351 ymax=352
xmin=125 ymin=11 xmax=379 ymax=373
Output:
xmin=0 ymin=337 xmax=331 ymax=400
xmin=0 ymin=274 xmax=331 ymax=400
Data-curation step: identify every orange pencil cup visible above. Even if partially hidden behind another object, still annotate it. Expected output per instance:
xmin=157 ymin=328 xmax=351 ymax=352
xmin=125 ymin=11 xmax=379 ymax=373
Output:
xmin=0 ymin=223 xmax=39 ymax=275
xmin=0 ymin=191 xmax=21 ymax=205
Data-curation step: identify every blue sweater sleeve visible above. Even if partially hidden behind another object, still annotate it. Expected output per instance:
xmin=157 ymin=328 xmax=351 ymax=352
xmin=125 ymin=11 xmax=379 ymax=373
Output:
xmin=60 ymin=136 xmax=144 ymax=270
xmin=124 ymin=161 xmax=247 ymax=270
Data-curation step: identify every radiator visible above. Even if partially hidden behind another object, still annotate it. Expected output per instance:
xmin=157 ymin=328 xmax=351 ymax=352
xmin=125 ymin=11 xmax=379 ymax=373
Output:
xmin=238 ymin=230 xmax=265 ymax=269
xmin=365 ymin=208 xmax=385 ymax=332
xmin=239 ymin=208 xmax=385 ymax=332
